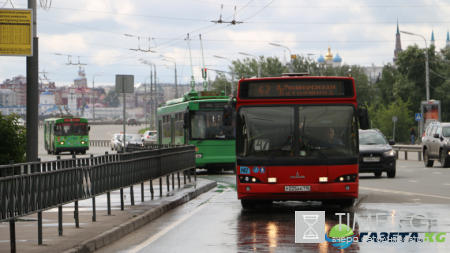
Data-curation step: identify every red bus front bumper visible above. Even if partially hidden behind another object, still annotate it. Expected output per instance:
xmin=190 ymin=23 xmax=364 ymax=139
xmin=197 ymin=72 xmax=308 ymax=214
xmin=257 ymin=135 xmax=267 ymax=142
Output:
xmin=237 ymin=182 xmax=358 ymax=201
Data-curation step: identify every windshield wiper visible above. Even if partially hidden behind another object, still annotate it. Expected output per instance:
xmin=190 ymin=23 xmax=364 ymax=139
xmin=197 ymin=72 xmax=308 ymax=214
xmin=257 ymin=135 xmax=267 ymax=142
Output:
xmin=268 ymin=135 xmax=293 ymax=159
xmin=301 ymin=116 xmax=327 ymax=158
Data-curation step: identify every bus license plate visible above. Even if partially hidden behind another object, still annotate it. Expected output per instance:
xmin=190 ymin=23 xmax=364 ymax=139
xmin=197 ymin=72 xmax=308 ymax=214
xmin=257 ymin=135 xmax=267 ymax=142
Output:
xmin=285 ymin=186 xmax=310 ymax=192
xmin=363 ymin=157 xmax=380 ymax=162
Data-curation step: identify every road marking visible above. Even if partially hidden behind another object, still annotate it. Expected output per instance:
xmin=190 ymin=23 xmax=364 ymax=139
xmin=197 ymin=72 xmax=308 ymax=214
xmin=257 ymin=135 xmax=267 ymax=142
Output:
xmin=128 ymin=189 xmax=228 ymax=253
xmin=408 ymin=180 xmax=418 ymax=182
xmin=360 ymin=187 xmax=450 ymax=200
xmin=443 ymin=183 xmax=450 ymax=186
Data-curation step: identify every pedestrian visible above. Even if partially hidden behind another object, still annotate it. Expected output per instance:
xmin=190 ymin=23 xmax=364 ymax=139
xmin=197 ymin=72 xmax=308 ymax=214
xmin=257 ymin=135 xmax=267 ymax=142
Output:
xmin=410 ymin=127 xmax=416 ymax=145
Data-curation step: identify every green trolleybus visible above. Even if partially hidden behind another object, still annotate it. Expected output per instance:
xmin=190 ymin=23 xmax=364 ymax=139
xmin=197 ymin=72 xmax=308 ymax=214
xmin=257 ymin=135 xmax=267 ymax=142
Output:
xmin=157 ymin=90 xmax=236 ymax=172
xmin=44 ymin=117 xmax=90 ymax=155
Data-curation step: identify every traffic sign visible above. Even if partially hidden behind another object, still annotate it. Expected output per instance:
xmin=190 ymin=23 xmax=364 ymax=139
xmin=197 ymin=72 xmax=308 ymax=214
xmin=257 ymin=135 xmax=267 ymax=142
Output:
xmin=392 ymin=116 xmax=398 ymax=122
xmin=415 ymin=113 xmax=422 ymax=121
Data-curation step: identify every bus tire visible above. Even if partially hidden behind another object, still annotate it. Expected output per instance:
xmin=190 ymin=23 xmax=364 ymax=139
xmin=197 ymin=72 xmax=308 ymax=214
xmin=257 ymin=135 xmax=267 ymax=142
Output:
xmin=47 ymin=150 xmax=51 ymax=155
xmin=340 ymin=199 xmax=354 ymax=208
xmin=241 ymin=200 xmax=256 ymax=210
xmin=81 ymin=150 xmax=86 ymax=155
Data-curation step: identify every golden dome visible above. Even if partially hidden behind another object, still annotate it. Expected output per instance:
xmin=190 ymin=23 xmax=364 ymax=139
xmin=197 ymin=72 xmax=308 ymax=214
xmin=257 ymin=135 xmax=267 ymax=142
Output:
xmin=325 ymin=46 xmax=333 ymax=61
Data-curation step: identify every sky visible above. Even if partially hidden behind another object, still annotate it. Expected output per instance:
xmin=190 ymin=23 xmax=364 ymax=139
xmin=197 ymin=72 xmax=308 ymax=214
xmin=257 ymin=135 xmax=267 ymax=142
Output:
xmin=1 ymin=0 xmax=450 ymax=88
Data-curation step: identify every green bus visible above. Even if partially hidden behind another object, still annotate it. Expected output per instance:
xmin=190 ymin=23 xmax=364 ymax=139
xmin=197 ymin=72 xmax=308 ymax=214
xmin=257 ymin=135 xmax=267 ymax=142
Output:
xmin=157 ymin=90 xmax=236 ymax=172
xmin=44 ymin=117 xmax=90 ymax=155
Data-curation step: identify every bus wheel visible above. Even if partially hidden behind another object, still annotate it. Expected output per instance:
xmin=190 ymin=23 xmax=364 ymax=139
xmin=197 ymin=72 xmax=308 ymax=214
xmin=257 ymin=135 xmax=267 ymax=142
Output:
xmin=47 ymin=150 xmax=51 ymax=155
xmin=241 ymin=200 xmax=256 ymax=210
xmin=81 ymin=150 xmax=86 ymax=155
xmin=340 ymin=199 xmax=354 ymax=208
xmin=54 ymin=151 xmax=59 ymax=155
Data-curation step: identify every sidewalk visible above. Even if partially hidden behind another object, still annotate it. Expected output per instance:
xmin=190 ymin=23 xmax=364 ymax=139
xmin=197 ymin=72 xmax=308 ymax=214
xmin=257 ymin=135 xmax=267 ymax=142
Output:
xmin=0 ymin=177 xmax=217 ymax=253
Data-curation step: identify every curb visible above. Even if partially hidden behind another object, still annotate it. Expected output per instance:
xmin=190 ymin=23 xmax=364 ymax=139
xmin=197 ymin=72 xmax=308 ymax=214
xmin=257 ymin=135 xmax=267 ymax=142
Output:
xmin=62 ymin=180 xmax=217 ymax=253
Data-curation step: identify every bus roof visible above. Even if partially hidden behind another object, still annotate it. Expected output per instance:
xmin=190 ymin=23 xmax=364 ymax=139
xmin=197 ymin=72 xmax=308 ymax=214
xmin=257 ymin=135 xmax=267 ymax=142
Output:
xmin=44 ymin=117 xmax=88 ymax=123
xmin=164 ymin=90 xmax=229 ymax=107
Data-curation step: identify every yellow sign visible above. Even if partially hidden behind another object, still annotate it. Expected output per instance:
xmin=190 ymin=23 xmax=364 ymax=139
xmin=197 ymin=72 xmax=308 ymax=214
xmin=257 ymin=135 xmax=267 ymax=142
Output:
xmin=0 ymin=9 xmax=33 ymax=56
xmin=291 ymin=55 xmax=297 ymax=59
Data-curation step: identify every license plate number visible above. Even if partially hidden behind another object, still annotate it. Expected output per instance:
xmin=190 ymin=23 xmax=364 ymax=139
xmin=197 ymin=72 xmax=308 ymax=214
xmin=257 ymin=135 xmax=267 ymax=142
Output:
xmin=363 ymin=157 xmax=380 ymax=162
xmin=285 ymin=186 xmax=311 ymax=192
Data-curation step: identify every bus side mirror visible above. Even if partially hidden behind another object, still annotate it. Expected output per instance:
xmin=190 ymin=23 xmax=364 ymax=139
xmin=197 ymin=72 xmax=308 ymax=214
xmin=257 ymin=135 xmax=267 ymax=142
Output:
xmin=88 ymin=126 xmax=91 ymax=131
xmin=183 ymin=112 xmax=189 ymax=129
xmin=358 ymin=106 xmax=370 ymax=130
xmin=53 ymin=126 xmax=56 ymax=132
xmin=223 ymin=105 xmax=233 ymax=126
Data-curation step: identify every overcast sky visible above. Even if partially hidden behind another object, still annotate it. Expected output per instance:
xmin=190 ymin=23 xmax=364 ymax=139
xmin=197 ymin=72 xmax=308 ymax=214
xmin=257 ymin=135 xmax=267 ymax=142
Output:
xmin=1 ymin=0 xmax=449 ymax=87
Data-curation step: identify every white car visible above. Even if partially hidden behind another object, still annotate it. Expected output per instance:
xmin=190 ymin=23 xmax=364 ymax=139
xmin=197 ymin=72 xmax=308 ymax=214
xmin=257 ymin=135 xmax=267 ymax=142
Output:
xmin=143 ymin=130 xmax=157 ymax=143
xmin=117 ymin=134 xmax=143 ymax=153
xmin=110 ymin=134 xmax=123 ymax=151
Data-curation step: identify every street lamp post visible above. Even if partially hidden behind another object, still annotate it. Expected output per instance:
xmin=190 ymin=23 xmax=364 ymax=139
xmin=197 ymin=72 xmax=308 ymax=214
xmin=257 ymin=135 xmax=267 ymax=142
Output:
xmin=92 ymin=72 xmax=103 ymax=121
xmin=400 ymin=31 xmax=430 ymax=102
xmin=239 ymin=52 xmax=261 ymax=78
xmin=140 ymin=59 xmax=157 ymax=129
xmin=269 ymin=43 xmax=293 ymax=73
xmin=213 ymin=55 xmax=235 ymax=92
xmin=160 ymin=55 xmax=178 ymax=98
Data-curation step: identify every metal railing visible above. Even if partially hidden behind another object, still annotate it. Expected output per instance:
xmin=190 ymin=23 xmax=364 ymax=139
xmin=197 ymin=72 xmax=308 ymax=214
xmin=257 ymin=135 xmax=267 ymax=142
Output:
xmin=0 ymin=145 xmax=195 ymax=252
xmin=89 ymin=139 xmax=110 ymax=147
xmin=392 ymin=145 xmax=422 ymax=161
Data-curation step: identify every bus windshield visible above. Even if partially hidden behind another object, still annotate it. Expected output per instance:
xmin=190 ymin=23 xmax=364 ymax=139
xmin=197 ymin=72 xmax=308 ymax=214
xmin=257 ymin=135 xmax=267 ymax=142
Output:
xmin=55 ymin=123 xmax=72 ymax=136
xmin=73 ymin=123 xmax=88 ymax=135
xmin=237 ymin=105 xmax=357 ymax=159
xmin=190 ymin=110 xmax=235 ymax=140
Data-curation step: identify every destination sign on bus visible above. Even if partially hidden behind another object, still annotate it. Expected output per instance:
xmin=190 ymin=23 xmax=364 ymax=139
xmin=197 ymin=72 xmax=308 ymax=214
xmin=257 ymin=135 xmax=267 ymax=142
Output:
xmin=239 ymin=79 xmax=354 ymax=99
xmin=248 ymin=82 xmax=344 ymax=98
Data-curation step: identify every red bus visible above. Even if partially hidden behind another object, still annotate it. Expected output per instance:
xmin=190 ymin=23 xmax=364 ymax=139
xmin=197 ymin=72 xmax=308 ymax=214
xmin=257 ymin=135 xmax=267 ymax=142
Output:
xmin=226 ymin=73 xmax=369 ymax=209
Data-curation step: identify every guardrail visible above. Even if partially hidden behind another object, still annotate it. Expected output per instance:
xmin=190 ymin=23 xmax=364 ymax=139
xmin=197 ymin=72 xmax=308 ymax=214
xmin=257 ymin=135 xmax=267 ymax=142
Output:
xmin=90 ymin=139 xmax=110 ymax=147
xmin=0 ymin=145 xmax=195 ymax=252
xmin=37 ymin=121 xmax=141 ymax=128
xmin=392 ymin=145 xmax=422 ymax=161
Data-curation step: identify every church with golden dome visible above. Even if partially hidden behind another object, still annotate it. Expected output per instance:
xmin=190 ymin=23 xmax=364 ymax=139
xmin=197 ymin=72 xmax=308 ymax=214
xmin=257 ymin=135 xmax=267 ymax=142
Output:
xmin=317 ymin=46 xmax=342 ymax=68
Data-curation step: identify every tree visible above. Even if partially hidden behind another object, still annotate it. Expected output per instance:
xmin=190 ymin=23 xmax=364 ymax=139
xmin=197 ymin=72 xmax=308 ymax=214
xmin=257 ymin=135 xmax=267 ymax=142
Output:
xmin=210 ymin=73 xmax=231 ymax=95
xmin=0 ymin=113 xmax=26 ymax=165
xmin=369 ymin=97 xmax=414 ymax=142
xmin=232 ymin=56 xmax=287 ymax=78
xmin=104 ymin=90 xmax=121 ymax=107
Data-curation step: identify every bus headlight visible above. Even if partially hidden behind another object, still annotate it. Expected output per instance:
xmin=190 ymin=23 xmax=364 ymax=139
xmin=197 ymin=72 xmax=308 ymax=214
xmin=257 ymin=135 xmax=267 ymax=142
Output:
xmin=319 ymin=177 xmax=328 ymax=182
xmin=81 ymin=141 xmax=85 ymax=144
xmin=195 ymin=154 xmax=202 ymax=158
xmin=268 ymin=177 xmax=277 ymax=183
xmin=59 ymin=141 xmax=64 ymax=145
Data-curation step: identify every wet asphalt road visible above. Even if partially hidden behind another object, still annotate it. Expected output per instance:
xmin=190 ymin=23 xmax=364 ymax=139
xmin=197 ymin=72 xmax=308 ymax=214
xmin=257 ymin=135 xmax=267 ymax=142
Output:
xmin=95 ymin=159 xmax=450 ymax=253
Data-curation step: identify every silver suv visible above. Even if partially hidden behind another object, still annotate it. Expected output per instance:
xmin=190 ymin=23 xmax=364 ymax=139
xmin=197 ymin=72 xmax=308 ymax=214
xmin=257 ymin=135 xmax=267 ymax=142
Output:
xmin=422 ymin=122 xmax=450 ymax=167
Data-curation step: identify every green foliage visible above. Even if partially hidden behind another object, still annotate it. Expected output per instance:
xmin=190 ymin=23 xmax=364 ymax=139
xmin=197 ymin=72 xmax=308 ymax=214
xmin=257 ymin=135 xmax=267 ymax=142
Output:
xmin=368 ymin=98 xmax=414 ymax=142
xmin=232 ymin=56 xmax=287 ymax=78
xmin=0 ymin=113 xmax=27 ymax=165
xmin=105 ymin=90 xmax=121 ymax=107
xmin=210 ymin=73 xmax=232 ymax=95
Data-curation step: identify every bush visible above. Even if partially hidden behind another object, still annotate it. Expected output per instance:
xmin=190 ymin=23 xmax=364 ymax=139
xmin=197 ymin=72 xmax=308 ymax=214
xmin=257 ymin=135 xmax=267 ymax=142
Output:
xmin=0 ymin=113 xmax=27 ymax=165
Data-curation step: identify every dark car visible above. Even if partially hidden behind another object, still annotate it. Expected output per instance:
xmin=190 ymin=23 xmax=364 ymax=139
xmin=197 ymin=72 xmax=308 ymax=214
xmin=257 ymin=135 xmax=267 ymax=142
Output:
xmin=127 ymin=117 xmax=141 ymax=126
xmin=422 ymin=121 xmax=450 ymax=167
xmin=115 ymin=118 xmax=123 ymax=124
xmin=359 ymin=129 xmax=396 ymax=178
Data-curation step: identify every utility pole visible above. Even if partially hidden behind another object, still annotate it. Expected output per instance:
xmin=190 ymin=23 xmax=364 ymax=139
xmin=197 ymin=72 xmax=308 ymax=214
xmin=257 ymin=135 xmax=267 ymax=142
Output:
xmin=26 ymin=0 xmax=38 ymax=163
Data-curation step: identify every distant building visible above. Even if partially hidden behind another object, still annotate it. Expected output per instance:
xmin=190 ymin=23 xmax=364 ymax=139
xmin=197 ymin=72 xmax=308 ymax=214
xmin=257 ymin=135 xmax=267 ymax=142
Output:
xmin=0 ymin=89 xmax=17 ymax=107
xmin=393 ymin=21 xmax=403 ymax=65
xmin=74 ymin=66 xmax=88 ymax=88
xmin=363 ymin=64 xmax=383 ymax=84
xmin=431 ymin=29 xmax=435 ymax=47
xmin=317 ymin=46 xmax=342 ymax=68
xmin=447 ymin=30 xmax=450 ymax=48
xmin=1 ymin=75 xmax=27 ymax=106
